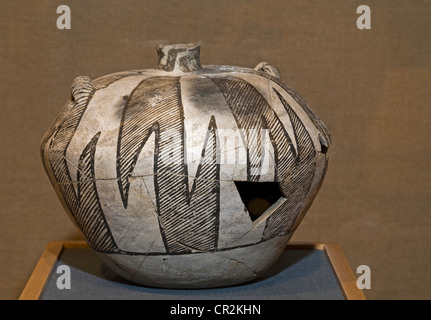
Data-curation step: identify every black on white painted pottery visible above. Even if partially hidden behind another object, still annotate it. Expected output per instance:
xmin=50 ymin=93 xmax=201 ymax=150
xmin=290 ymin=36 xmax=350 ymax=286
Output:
xmin=40 ymin=43 xmax=331 ymax=288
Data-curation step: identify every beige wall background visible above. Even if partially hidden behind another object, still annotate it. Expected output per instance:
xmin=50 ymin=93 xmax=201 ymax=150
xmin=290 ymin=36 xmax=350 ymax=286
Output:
xmin=1 ymin=0 xmax=430 ymax=300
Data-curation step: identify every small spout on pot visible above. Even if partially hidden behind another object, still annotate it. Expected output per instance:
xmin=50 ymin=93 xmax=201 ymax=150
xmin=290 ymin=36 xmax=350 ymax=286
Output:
xmin=157 ymin=43 xmax=202 ymax=73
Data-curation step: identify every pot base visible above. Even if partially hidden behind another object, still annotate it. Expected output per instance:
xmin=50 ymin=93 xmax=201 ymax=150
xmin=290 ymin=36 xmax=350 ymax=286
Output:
xmin=97 ymin=235 xmax=291 ymax=289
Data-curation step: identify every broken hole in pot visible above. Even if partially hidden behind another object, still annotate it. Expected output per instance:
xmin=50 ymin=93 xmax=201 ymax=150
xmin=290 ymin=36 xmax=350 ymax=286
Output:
xmin=234 ymin=181 xmax=283 ymax=221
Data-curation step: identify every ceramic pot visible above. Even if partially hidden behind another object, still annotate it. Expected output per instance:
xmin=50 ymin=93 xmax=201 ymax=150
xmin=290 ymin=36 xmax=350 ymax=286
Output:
xmin=40 ymin=43 xmax=331 ymax=288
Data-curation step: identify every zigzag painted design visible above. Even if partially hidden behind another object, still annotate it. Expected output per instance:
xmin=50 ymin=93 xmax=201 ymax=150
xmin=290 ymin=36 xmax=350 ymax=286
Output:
xmin=41 ymin=71 xmax=325 ymax=255
xmin=41 ymin=76 xmax=119 ymax=253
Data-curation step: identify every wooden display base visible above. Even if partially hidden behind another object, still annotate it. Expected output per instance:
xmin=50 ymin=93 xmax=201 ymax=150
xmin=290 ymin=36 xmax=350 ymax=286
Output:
xmin=19 ymin=241 xmax=365 ymax=300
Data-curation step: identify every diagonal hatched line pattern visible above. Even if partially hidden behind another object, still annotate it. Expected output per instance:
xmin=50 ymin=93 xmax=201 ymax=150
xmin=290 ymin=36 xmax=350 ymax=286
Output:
xmin=76 ymin=132 xmax=118 ymax=252
xmin=210 ymin=75 xmax=317 ymax=240
xmin=42 ymin=77 xmax=119 ymax=253
xmin=41 ymin=71 xmax=324 ymax=255
xmin=261 ymin=89 xmax=317 ymax=240
xmin=117 ymin=77 xmax=220 ymax=253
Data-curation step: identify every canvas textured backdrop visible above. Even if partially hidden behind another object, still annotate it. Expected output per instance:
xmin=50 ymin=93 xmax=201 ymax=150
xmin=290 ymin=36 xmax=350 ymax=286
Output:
xmin=1 ymin=0 xmax=430 ymax=300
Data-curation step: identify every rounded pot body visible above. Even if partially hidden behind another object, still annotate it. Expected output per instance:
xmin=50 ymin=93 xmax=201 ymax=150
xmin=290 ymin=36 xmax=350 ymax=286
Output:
xmin=40 ymin=43 xmax=331 ymax=288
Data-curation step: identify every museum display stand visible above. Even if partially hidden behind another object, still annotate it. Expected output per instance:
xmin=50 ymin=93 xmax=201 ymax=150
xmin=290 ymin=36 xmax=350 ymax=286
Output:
xmin=19 ymin=241 xmax=366 ymax=300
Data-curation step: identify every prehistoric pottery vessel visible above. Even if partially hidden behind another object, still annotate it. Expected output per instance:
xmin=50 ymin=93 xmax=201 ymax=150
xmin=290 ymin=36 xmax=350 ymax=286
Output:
xmin=41 ymin=43 xmax=331 ymax=288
